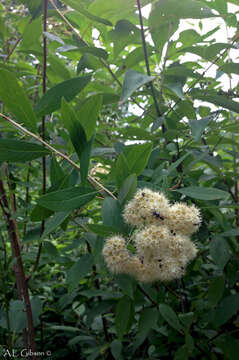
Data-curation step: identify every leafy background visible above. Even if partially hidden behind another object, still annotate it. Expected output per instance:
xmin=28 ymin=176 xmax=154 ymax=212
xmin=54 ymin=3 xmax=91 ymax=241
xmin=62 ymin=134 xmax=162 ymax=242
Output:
xmin=0 ymin=0 xmax=239 ymax=359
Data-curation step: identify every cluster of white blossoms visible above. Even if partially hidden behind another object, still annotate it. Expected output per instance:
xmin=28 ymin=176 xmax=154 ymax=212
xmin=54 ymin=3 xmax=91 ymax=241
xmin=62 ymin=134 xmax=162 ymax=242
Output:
xmin=102 ymin=188 xmax=201 ymax=283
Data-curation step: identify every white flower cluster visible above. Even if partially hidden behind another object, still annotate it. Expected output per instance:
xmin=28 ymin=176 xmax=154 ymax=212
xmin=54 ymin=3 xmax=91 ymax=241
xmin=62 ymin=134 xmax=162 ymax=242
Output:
xmin=102 ymin=188 xmax=201 ymax=283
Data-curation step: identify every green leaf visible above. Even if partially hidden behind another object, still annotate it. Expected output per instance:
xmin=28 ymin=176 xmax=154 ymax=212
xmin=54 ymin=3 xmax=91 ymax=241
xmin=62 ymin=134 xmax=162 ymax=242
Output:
xmin=61 ymin=98 xmax=92 ymax=184
xmin=119 ymin=70 xmax=155 ymax=104
xmin=189 ymin=117 xmax=212 ymax=143
xmin=175 ymin=186 xmax=229 ymax=200
xmin=118 ymin=174 xmax=137 ymax=205
xmin=87 ymin=224 xmax=117 ymax=237
xmin=31 ymin=296 xmax=42 ymax=327
xmin=152 ymin=0 xmax=214 ymax=20
xmin=50 ymin=158 xmax=65 ymax=186
xmin=34 ymin=75 xmax=91 ymax=116
xmin=38 ymin=186 xmax=95 ymax=212
xmin=174 ymin=345 xmax=189 ymax=360
xmin=80 ymin=135 xmax=94 ymax=185
xmin=23 ymin=227 xmax=41 ymax=244
xmin=126 ymin=143 xmax=153 ymax=175
xmin=80 ymin=289 xmax=114 ymax=298
xmin=77 ymin=94 xmax=102 ymax=141
xmin=114 ymin=152 xmax=131 ymax=188
xmin=102 ymin=198 xmax=126 ymax=233
xmin=185 ymin=333 xmax=194 ymax=354
xmin=0 ymin=69 xmax=37 ymax=132
xmin=221 ymin=228 xmax=239 ymax=237
xmin=109 ymin=20 xmax=141 ymax=58
xmin=214 ymin=335 xmax=239 ymax=360
xmin=178 ymin=312 xmax=194 ymax=332
xmin=115 ymin=143 xmax=153 ymax=187
xmin=42 ymin=211 xmax=70 ymax=238
xmin=182 ymin=43 xmax=236 ymax=62
xmin=220 ymin=62 xmax=239 ymax=76
xmin=124 ymin=46 xmax=154 ymax=69
xmin=209 ymin=237 xmax=231 ymax=270
xmin=115 ymin=274 xmax=136 ymax=300
xmin=167 ymin=153 xmax=190 ymax=175
xmin=159 ymin=304 xmax=182 ymax=332
xmin=63 ymin=0 xmax=112 ymax=26
xmin=190 ymin=89 xmax=239 ymax=113
xmin=67 ymin=254 xmax=93 ymax=289
xmin=89 ymin=0 xmax=138 ymax=21
xmin=9 ymin=300 xmax=27 ymax=332
xmin=149 ymin=3 xmax=179 ymax=57
xmin=49 ymin=325 xmax=80 ymax=333
xmin=110 ymin=340 xmax=122 ymax=360
xmin=213 ymin=0 xmax=227 ymax=13
xmin=164 ymin=76 xmax=186 ymax=100
xmin=58 ymin=45 xmax=108 ymax=60
xmin=0 ymin=140 xmax=50 ymax=162
xmin=77 ymin=53 xmax=101 ymax=73
xmin=43 ymin=241 xmax=59 ymax=258
xmin=0 ymin=15 xmax=6 ymax=40
xmin=30 ymin=205 xmax=53 ymax=222
xmin=208 ymin=276 xmax=225 ymax=307
xmin=139 ymin=308 xmax=158 ymax=336
xmin=115 ymin=296 xmax=134 ymax=340
xmin=20 ymin=17 xmax=42 ymax=51
xmin=213 ymin=293 xmax=239 ymax=327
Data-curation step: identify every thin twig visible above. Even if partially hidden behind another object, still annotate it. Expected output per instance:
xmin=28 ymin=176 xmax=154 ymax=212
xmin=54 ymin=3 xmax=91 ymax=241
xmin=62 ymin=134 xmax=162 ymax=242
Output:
xmin=137 ymin=284 xmax=158 ymax=308
xmin=0 ymin=113 xmax=116 ymax=200
xmin=165 ymin=34 xmax=239 ymax=119
xmin=4 ymin=37 xmax=22 ymax=62
xmin=49 ymin=0 xmax=122 ymax=87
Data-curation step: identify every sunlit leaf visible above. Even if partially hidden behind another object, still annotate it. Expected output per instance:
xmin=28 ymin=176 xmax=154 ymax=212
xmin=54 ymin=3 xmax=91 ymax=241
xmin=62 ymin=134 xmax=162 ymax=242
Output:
xmin=119 ymin=70 xmax=154 ymax=104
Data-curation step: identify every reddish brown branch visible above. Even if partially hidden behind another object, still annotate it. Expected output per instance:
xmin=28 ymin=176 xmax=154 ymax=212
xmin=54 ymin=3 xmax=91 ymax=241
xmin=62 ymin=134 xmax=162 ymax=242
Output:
xmin=33 ymin=0 xmax=48 ymax=278
xmin=0 ymin=172 xmax=37 ymax=359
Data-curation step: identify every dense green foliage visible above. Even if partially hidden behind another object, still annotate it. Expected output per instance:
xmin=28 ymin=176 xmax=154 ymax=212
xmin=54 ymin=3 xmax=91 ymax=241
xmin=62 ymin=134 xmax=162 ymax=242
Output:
xmin=0 ymin=0 xmax=239 ymax=359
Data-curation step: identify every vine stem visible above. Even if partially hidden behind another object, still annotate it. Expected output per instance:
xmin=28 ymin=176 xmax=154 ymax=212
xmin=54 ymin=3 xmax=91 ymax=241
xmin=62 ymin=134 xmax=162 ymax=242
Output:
xmin=136 ymin=0 xmax=165 ymax=132
xmin=0 ymin=113 xmax=116 ymax=200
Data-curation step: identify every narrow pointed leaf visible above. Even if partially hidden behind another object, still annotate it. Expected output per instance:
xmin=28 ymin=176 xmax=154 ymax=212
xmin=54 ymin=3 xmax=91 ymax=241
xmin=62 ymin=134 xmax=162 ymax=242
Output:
xmin=35 ymin=75 xmax=91 ymax=116
xmin=221 ymin=62 xmax=239 ymax=75
xmin=190 ymin=89 xmax=239 ymax=113
xmin=63 ymin=0 xmax=112 ymax=26
xmin=0 ymin=140 xmax=50 ymax=162
xmin=42 ymin=211 xmax=70 ymax=238
xmin=77 ymin=94 xmax=102 ymax=141
xmin=153 ymin=0 xmax=214 ymax=19
xmin=175 ymin=186 xmax=229 ymax=200
xmin=61 ymin=98 xmax=92 ymax=184
xmin=61 ymin=98 xmax=87 ymax=158
xmin=189 ymin=117 xmax=211 ymax=142
xmin=119 ymin=70 xmax=154 ymax=104
xmin=115 ymin=296 xmax=134 ymax=340
xmin=159 ymin=304 xmax=182 ymax=332
xmin=213 ymin=294 xmax=239 ymax=327
xmin=37 ymin=186 xmax=95 ymax=212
